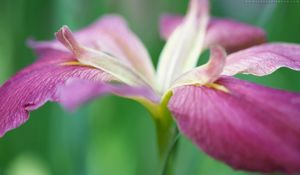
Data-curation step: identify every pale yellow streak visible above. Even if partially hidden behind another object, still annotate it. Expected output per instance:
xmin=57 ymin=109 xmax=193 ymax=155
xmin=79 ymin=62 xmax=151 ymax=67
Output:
xmin=60 ymin=61 xmax=89 ymax=67
xmin=205 ymin=83 xmax=230 ymax=93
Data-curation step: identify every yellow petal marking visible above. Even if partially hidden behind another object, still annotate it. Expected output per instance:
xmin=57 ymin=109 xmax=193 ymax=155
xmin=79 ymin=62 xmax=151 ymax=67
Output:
xmin=60 ymin=61 xmax=95 ymax=68
xmin=205 ymin=83 xmax=230 ymax=93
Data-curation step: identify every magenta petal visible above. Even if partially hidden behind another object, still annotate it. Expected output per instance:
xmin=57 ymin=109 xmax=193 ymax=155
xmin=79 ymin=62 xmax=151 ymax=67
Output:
xmin=205 ymin=18 xmax=266 ymax=53
xmin=168 ymin=77 xmax=300 ymax=173
xmin=159 ymin=14 xmax=183 ymax=40
xmin=58 ymin=79 xmax=111 ymax=111
xmin=59 ymin=79 xmax=160 ymax=110
xmin=0 ymin=52 xmax=111 ymax=137
xmin=160 ymin=15 xmax=266 ymax=52
xmin=30 ymin=15 xmax=155 ymax=81
xmin=29 ymin=15 xmax=139 ymax=58
xmin=223 ymin=43 xmax=300 ymax=76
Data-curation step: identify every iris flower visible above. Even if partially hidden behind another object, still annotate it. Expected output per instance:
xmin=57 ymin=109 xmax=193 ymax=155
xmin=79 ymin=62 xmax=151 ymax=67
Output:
xmin=1 ymin=0 xmax=300 ymax=173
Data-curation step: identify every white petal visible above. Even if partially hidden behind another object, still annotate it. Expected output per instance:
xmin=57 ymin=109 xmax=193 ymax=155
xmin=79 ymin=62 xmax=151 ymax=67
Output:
xmin=170 ymin=46 xmax=226 ymax=89
xmin=156 ymin=0 xmax=209 ymax=92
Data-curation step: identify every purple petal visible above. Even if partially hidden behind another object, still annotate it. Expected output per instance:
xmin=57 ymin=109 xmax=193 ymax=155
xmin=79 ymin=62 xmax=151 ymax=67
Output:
xmin=59 ymin=79 xmax=160 ymax=110
xmin=160 ymin=15 xmax=266 ymax=53
xmin=29 ymin=15 xmax=155 ymax=81
xmin=222 ymin=43 xmax=300 ymax=76
xmin=0 ymin=51 xmax=112 ymax=137
xmin=169 ymin=76 xmax=300 ymax=173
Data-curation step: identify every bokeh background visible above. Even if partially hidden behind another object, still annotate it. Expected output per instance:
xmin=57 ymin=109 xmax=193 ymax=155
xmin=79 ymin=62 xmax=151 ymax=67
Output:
xmin=0 ymin=0 xmax=300 ymax=174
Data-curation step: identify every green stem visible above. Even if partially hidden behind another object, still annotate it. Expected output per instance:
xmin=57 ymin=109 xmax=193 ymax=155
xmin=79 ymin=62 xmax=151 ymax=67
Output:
xmin=136 ymin=91 xmax=179 ymax=174
xmin=155 ymin=113 xmax=175 ymax=157
xmin=159 ymin=128 xmax=180 ymax=175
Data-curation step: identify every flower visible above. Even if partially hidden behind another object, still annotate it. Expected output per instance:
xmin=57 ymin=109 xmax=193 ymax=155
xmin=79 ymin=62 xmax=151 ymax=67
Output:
xmin=1 ymin=0 xmax=300 ymax=173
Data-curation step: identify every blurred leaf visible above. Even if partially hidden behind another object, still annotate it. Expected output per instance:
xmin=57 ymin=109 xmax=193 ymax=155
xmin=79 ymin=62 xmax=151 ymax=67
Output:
xmin=6 ymin=153 xmax=50 ymax=175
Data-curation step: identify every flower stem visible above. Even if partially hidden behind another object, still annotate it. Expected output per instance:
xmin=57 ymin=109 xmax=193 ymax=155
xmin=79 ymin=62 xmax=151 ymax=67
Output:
xmin=155 ymin=114 xmax=175 ymax=157
xmin=159 ymin=127 xmax=180 ymax=175
xmin=137 ymin=91 xmax=179 ymax=174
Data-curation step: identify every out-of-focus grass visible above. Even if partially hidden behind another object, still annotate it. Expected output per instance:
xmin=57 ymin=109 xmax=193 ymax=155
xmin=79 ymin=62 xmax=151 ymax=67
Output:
xmin=0 ymin=0 xmax=299 ymax=175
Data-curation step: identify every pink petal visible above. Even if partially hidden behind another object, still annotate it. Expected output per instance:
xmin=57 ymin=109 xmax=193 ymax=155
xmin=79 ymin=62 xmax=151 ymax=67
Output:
xmin=55 ymin=26 xmax=150 ymax=87
xmin=29 ymin=15 xmax=155 ymax=81
xmin=59 ymin=79 xmax=160 ymax=111
xmin=160 ymin=15 xmax=266 ymax=53
xmin=0 ymin=50 xmax=113 ymax=137
xmin=222 ymin=43 xmax=300 ymax=76
xmin=168 ymin=76 xmax=300 ymax=173
xmin=159 ymin=14 xmax=183 ymax=40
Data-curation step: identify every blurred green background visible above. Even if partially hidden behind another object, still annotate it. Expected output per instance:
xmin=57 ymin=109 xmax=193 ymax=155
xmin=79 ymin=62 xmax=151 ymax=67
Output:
xmin=0 ymin=0 xmax=300 ymax=175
